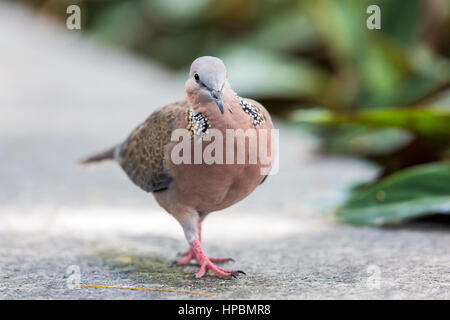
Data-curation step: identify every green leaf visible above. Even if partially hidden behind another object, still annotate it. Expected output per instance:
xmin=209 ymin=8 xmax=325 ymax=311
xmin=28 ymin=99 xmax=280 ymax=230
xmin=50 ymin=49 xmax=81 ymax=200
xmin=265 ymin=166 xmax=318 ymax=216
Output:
xmin=327 ymin=126 xmax=413 ymax=156
xmin=336 ymin=163 xmax=450 ymax=226
xmin=371 ymin=0 xmax=421 ymax=46
xmin=143 ymin=0 xmax=210 ymax=22
xmin=292 ymin=107 xmax=450 ymax=139
xmin=221 ymin=48 xmax=327 ymax=98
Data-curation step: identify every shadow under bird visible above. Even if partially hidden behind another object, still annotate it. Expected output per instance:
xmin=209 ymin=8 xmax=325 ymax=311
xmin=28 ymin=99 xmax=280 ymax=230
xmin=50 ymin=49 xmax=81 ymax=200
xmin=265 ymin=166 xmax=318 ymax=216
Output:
xmin=81 ymin=56 xmax=275 ymax=279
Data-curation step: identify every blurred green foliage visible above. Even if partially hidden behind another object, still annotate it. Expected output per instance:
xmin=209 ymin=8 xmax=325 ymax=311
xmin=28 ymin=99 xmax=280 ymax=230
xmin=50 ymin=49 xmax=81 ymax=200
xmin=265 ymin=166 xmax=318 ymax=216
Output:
xmin=27 ymin=0 xmax=450 ymax=110
xmin=336 ymin=163 xmax=450 ymax=226
xmin=292 ymin=106 xmax=450 ymax=175
xmin=25 ymin=0 xmax=450 ymax=225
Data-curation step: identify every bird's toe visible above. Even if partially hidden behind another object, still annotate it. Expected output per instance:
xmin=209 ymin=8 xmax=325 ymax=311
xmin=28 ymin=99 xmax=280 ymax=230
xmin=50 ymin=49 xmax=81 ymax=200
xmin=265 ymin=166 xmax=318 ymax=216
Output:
xmin=209 ymin=257 xmax=235 ymax=263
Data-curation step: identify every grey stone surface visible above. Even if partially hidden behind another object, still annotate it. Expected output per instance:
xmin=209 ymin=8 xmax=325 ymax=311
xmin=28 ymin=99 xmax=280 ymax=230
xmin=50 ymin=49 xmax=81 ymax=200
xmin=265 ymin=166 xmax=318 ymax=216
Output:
xmin=0 ymin=3 xmax=449 ymax=299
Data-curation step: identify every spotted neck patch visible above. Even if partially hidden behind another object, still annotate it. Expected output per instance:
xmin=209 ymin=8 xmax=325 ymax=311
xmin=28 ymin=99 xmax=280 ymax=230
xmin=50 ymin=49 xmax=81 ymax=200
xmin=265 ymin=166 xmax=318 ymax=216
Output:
xmin=186 ymin=109 xmax=210 ymax=136
xmin=237 ymin=95 xmax=264 ymax=127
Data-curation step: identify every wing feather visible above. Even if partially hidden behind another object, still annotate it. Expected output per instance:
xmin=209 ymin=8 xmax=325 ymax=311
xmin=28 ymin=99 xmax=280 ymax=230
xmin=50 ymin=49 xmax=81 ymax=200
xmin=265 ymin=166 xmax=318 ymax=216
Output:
xmin=117 ymin=101 xmax=188 ymax=192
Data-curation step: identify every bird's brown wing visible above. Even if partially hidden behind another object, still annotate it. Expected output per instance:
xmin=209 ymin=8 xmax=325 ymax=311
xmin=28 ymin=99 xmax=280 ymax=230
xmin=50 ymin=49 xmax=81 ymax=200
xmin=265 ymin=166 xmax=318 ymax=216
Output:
xmin=117 ymin=100 xmax=189 ymax=192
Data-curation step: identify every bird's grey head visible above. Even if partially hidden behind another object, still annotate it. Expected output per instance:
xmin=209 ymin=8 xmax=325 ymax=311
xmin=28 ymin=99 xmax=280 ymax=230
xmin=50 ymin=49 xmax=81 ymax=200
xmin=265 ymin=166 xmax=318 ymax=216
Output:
xmin=188 ymin=56 xmax=227 ymax=114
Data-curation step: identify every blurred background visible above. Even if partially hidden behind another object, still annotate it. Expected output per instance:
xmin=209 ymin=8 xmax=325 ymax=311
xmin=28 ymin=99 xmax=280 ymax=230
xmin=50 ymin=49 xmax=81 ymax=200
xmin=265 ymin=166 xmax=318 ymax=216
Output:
xmin=16 ymin=0 xmax=450 ymax=226
xmin=1 ymin=0 xmax=449 ymax=300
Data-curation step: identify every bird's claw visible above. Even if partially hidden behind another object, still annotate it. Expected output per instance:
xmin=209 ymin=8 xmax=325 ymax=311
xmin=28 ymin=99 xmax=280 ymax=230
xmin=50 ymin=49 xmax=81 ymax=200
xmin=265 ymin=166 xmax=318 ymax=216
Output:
xmin=224 ymin=269 xmax=246 ymax=279
xmin=195 ymin=262 xmax=246 ymax=280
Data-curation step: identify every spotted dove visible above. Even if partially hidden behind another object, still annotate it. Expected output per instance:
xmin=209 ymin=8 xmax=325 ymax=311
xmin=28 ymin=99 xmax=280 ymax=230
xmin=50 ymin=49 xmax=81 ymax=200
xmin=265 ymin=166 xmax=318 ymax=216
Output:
xmin=81 ymin=56 xmax=275 ymax=279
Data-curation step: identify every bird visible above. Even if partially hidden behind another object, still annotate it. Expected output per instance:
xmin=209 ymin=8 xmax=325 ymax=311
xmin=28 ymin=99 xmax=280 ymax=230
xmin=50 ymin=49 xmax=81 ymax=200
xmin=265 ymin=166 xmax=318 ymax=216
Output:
xmin=81 ymin=56 xmax=275 ymax=279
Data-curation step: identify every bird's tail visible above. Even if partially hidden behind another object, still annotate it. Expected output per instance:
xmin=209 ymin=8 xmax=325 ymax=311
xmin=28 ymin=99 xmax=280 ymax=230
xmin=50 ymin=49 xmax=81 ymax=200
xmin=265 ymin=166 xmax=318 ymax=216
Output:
xmin=79 ymin=146 xmax=118 ymax=165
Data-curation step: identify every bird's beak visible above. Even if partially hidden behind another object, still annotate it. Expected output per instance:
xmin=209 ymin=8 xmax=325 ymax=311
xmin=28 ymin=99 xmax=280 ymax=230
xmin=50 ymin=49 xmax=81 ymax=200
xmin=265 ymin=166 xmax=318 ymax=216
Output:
xmin=211 ymin=90 xmax=224 ymax=114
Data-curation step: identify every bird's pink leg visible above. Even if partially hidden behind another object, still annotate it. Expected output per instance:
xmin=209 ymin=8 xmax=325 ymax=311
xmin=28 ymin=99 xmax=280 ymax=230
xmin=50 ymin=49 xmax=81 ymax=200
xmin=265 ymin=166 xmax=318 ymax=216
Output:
xmin=190 ymin=239 xmax=245 ymax=279
xmin=175 ymin=220 xmax=234 ymax=265
xmin=176 ymin=219 xmax=202 ymax=263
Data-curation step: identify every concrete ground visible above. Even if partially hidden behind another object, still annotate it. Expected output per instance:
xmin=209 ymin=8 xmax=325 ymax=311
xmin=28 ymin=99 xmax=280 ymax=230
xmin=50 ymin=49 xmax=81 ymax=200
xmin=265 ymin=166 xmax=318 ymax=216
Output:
xmin=0 ymin=3 xmax=449 ymax=299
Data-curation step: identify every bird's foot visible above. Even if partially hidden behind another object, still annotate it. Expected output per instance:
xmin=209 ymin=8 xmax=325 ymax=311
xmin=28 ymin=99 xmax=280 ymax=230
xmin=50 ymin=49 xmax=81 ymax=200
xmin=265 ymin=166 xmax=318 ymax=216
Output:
xmin=175 ymin=248 xmax=234 ymax=265
xmin=189 ymin=240 xmax=244 ymax=279
xmin=174 ymin=250 xmax=196 ymax=265
xmin=209 ymin=257 xmax=235 ymax=263
xmin=195 ymin=260 xmax=245 ymax=279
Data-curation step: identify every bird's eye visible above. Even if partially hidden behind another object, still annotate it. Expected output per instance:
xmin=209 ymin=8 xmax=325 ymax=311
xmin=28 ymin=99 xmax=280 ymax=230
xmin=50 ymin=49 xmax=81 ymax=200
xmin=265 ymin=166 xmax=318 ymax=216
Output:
xmin=194 ymin=73 xmax=200 ymax=82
